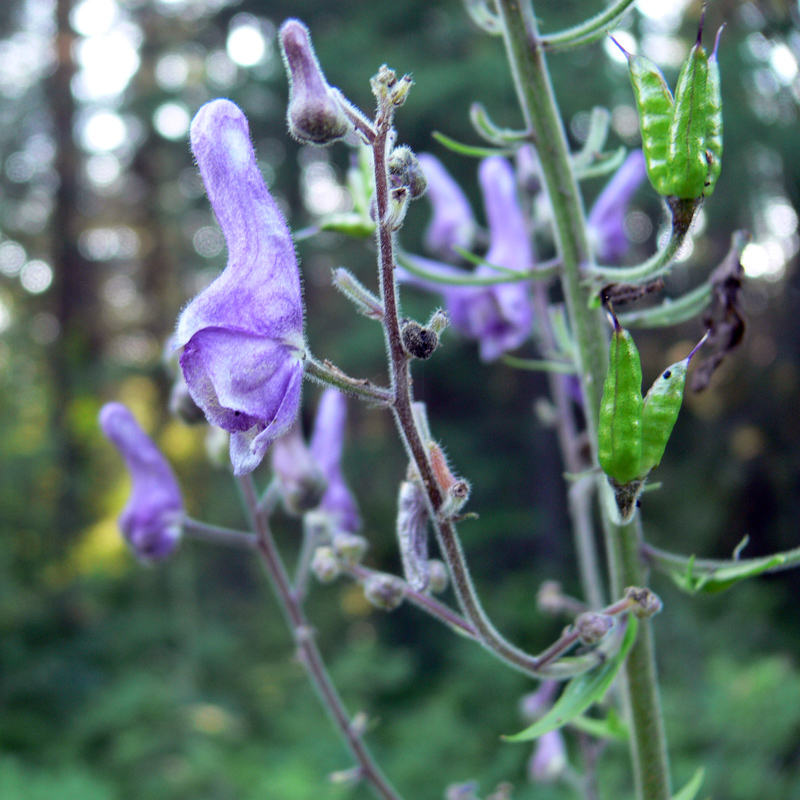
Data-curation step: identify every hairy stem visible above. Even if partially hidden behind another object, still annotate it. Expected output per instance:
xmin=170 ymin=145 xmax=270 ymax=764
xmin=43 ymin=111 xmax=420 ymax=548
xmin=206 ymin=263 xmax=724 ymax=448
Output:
xmin=494 ymin=1 xmax=671 ymax=797
xmin=238 ymin=477 xmax=403 ymax=800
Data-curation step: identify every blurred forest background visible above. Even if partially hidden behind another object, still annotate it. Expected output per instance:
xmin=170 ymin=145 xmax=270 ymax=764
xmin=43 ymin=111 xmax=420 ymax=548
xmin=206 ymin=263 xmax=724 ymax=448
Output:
xmin=2 ymin=0 xmax=800 ymax=798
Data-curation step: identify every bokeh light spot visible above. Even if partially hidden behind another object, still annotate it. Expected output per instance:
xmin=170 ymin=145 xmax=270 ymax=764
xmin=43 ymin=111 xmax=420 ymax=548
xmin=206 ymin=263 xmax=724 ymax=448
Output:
xmin=20 ymin=260 xmax=53 ymax=294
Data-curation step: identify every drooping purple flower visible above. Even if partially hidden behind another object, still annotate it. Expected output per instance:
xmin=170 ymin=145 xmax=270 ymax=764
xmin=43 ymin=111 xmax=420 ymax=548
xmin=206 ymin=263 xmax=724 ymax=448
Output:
xmin=99 ymin=402 xmax=183 ymax=563
xmin=528 ymin=729 xmax=568 ymax=783
xmin=175 ymin=99 xmax=305 ymax=476
xmin=417 ymin=153 xmax=477 ymax=258
xmin=588 ymin=149 xmax=647 ymax=263
xmin=398 ymin=156 xmax=534 ymax=361
xmin=310 ymin=388 xmax=361 ymax=533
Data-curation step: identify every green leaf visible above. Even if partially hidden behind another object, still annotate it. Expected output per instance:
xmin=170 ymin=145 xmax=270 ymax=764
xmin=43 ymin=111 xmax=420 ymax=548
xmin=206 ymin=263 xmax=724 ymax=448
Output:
xmin=501 ymin=356 xmax=577 ymax=375
xmin=318 ymin=213 xmax=375 ymax=238
xmin=431 ymin=131 xmax=515 ymax=158
xmin=503 ymin=616 xmax=638 ymax=742
xmin=671 ymin=554 xmax=788 ymax=594
xmin=672 ymin=767 xmax=705 ymax=800
xmin=567 ymin=708 xmax=628 ymax=741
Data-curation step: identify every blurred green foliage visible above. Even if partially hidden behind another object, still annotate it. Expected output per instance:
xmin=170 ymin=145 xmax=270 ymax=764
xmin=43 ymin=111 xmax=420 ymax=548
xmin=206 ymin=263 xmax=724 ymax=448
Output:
xmin=2 ymin=0 xmax=800 ymax=798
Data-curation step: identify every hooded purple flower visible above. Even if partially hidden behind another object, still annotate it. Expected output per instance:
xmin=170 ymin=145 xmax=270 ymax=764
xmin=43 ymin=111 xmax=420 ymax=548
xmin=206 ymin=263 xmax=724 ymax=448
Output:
xmin=399 ymin=156 xmax=534 ymax=361
xmin=270 ymin=421 xmax=326 ymax=515
xmin=310 ymin=388 xmax=360 ymax=533
xmin=175 ymin=99 xmax=305 ymax=476
xmin=99 ymin=402 xmax=183 ymax=563
xmin=418 ymin=153 xmax=477 ymax=258
xmin=588 ymin=149 xmax=647 ymax=263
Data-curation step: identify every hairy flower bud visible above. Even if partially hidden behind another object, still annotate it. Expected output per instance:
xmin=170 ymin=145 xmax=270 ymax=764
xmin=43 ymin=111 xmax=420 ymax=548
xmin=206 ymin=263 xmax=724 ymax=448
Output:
xmin=332 ymin=531 xmax=368 ymax=566
xmin=99 ymin=403 xmax=184 ymax=563
xmin=363 ymin=573 xmax=405 ymax=611
xmin=311 ymin=546 xmax=341 ymax=583
xmin=388 ymin=146 xmax=427 ymax=199
xmin=396 ymin=479 xmax=431 ymax=592
xmin=625 ymin=586 xmax=663 ymax=618
xmin=400 ymin=318 xmax=439 ymax=360
xmin=279 ymin=19 xmax=349 ymax=145
xmin=575 ymin=612 xmax=615 ymax=645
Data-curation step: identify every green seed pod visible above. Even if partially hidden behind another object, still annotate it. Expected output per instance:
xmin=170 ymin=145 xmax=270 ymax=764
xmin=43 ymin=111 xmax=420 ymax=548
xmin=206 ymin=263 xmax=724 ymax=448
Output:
xmin=666 ymin=32 xmax=711 ymax=199
xmin=639 ymin=332 xmax=708 ymax=475
xmin=598 ymin=313 xmax=643 ymax=485
xmin=702 ymin=27 xmax=725 ymax=196
xmin=616 ymin=19 xmax=724 ymax=200
xmin=614 ymin=40 xmax=674 ymax=195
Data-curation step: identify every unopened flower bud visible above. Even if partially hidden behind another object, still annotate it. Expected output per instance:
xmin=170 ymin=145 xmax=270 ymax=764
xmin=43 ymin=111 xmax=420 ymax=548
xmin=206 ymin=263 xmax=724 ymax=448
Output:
xmin=427 ymin=559 xmax=449 ymax=594
xmin=529 ymin=729 xmax=567 ymax=783
xmin=396 ymin=479 xmax=430 ymax=592
xmin=625 ymin=586 xmax=663 ymax=618
xmin=363 ymin=573 xmax=405 ymax=611
xmin=400 ymin=319 xmax=439 ymax=360
xmin=311 ymin=546 xmax=341 ymax=583
xmin=426 ymin=308 xmax=449 ymax=335
xmin=388 ymin=146 xmax=427 ymax=199
xmin=575 ymin=612 xmax=614 ymax=645
xmin=332 ymin=531 xmax=368 ymax=566
xmin=279 ymin=19 xmax=349 ymax=145
xmin=370 ymin=65 xmax=413 ymax=107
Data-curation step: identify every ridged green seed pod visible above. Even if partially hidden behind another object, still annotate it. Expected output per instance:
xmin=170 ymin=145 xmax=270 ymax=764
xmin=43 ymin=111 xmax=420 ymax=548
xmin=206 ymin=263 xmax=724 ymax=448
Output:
xmin=598 ymin=316 xmax=643 ymax=485
xmin=617 ymin=19 xmax=724 ymax=200
xmin=639 ymin=332 xmax=708 ymax=475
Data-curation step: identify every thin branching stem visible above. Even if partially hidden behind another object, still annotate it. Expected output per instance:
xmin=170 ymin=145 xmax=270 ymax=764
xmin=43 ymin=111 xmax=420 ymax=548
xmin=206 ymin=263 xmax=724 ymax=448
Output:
xmin=237 ymin=476 xmax=404 ymax=800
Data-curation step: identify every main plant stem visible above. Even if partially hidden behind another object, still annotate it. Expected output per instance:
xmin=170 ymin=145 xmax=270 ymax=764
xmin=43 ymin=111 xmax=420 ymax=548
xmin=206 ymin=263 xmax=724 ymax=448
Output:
xmin=494 ymin=1 xmax=671 ymax=798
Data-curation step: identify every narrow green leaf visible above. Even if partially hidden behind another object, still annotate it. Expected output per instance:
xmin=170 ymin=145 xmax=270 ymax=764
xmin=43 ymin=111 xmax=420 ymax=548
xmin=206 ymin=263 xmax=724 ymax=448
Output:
xmin=573 ymin=146 xmax=627 ymax=180
xmin=503 ymin=616 xmax=638 ymax=742
xmin=672 ymin=767 xmax=705 ymax=800
xmin=501 ymin=356 xmax=577 ymax=375
xmin=318 ymin=213 xmax=375 ymax=238
xmin=431 ymin=131 xmax=515 ymax=158
xmin=567 ymin=708 xmax=628 ymax=741
xmin=665 ymin=553 xmax=787 ymax=594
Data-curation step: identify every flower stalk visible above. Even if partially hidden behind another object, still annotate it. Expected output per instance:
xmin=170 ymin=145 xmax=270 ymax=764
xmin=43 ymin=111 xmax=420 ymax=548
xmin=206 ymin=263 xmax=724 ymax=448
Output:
xmin=493 ymin=0 xmax=672 ymax=797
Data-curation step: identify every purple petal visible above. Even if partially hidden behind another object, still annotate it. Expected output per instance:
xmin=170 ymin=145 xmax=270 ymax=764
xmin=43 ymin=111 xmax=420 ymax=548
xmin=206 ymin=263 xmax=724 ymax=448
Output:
xmin=99 ymin=403 xmax=183 ymax=563
xmin=418 ymin=153 xmax=476 ymax=259
xmin=479 ymin=155 xmax=533 ymax=275
xmin=310 ymin=389 xmax=361 ymax=533
xmin=588 ymin=149 xmax=647 ymax=263
xmin=175 ymin=99 xmax=305 ymax=475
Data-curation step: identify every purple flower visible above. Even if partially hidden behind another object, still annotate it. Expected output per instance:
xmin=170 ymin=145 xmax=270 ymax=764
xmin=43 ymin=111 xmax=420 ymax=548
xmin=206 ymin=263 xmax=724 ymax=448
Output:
xmin=99 ymin=403 xmax=183 ymax=563
xmin=175 ymin=99 xmax=305 ymax=476
xmin=271 ymin=422 xmax=326 ymax=515
xmin=310 ymin=389 xmax=360 ymax=533
xmin=418 ymin=153 xmax=477 ymax=258
xmin=529 ymin=729 xmax=567 ymax=783
xmin=588 ymin=149 xmax=647 ymax=263
xmin=399 ymin=156 xmax=534 ymax=361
